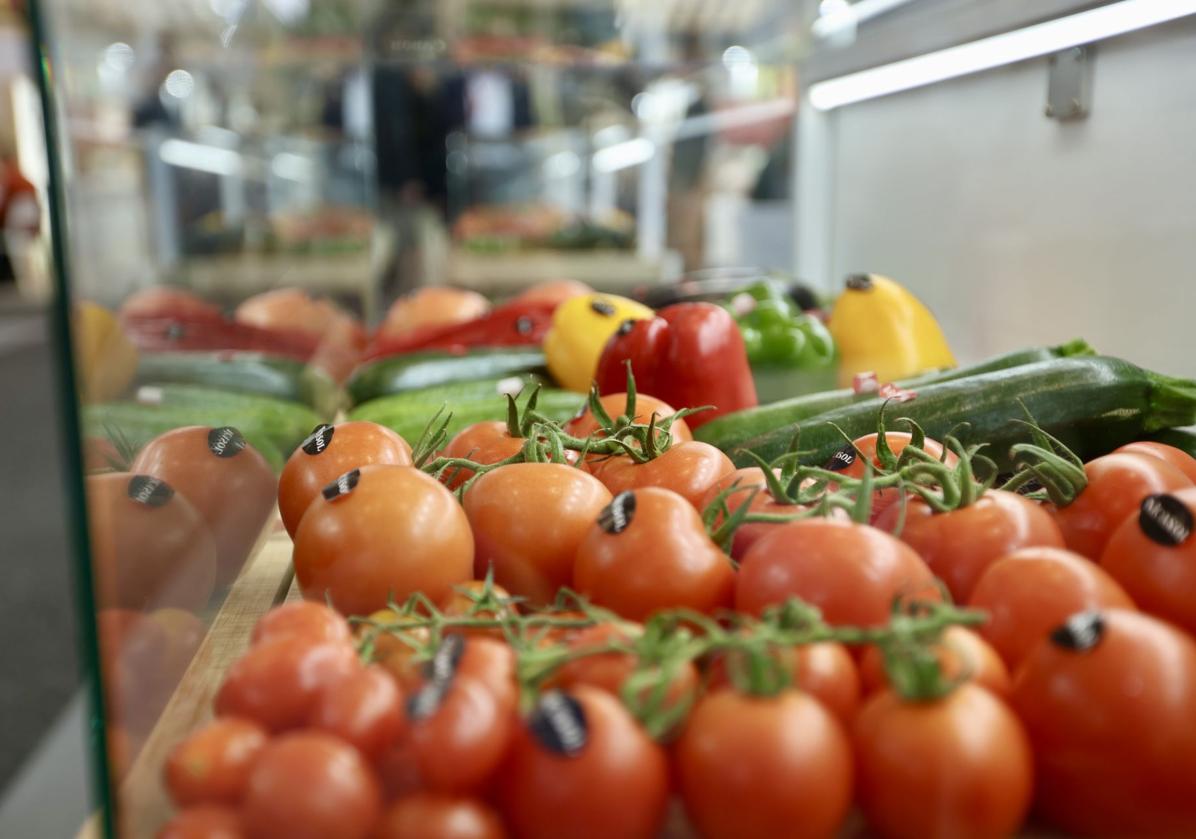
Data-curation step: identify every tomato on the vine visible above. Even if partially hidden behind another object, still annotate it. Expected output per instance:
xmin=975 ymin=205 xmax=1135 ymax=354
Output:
xmin=165 ymin=717 xmax=268 ymax=807
xmin=565 ymin=392 xmax=692 ymax=445
xmin=1049 ymin=451 xmax=1192 ymax=559
xmin=1115 ymin=441 xmax=1196 ymax=483
xmin=439 ymin=421 xmax=523 ymax=489
xmin=574 ymin=488 xmax=734 ymax=620
xmin=675 ymin=688 xmax=853 ymax=839
xmin=463 ymin=463 xmax=611 ymax=605
xmin=251 ymin=601 xmax=350 ymax=647
xmin=278 ymin=421 xmax=412 ymax=538
xmin=706 ymin=642 xmax=861 ymax=725
xmin=1100 ymin=488 xmax=1196 ymax=635
xmin=309 ymin=665 xmax=405 ymax=760
xmin=374 ymin=794 xmax=508 ymax=839
xmin=292 ymin=465 xmax=474 ymax=615
xmin=968 ymin=546 xmax=1135 ymax=668
xmin=826 ymin=431 xmax=957 ymax=522
xmin=439 ymin=580 xmax=517 ymax=639
xmin=858 ymin=626 xmax=1010 ymax=699
xmin=874 ymin=489 xmax=1064 ymax=602
xmin=242 ymin=731 xmax=382 ymax=839
xmin=1011 ymin=609 xmax=1196 ymax=836
xmin=699 ymin=467 xmax=806 ymax=560
xmin=156 ymin=806 xmax=244 ymax=839
xmin=853 ymin=683 xmax=1033 ymax=839
xmin=589 ymin=441 xmax=733 ymax=510
xmin=736 ymin=519 xmax=939 ymax=627
xmin=497 ymin=687 xmax=669 ymax=839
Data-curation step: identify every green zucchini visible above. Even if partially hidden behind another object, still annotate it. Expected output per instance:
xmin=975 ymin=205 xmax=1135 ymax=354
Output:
xmin=134 ymin=351 xmax=342 ymax=417
xmin=728 ymin=356 xmax=1196 ymax=472
xmin=347 ymin=348 xmax=548 ymax=405
xmin=697 ymin=340 xmax=1096 ymax=451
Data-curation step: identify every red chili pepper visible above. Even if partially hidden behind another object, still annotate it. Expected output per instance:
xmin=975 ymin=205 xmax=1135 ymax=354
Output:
xmin=121 ymin=315 xmax=320 ymax=361
xmin=594 ymin=302 xmax=757 ymax=428
xmin=364 ymin=300 xmax=556 ymax=360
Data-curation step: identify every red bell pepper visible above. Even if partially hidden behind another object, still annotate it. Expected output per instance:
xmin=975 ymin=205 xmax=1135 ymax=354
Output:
xmin=364 ymin=299 xmax=556 ymax=361
xmin=595 ymin=302 xmax=757 ymax=428
xmin=121 ymin=315 xmax=321 ymax=361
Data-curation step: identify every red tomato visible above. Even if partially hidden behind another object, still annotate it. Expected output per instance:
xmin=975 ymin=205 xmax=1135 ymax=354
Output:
xmin=374 ymin=793 xmax=508 ymax=839
xmin=1049 ymin=452 xmax=1193 ymax=559
xmin=360 ymin=610 xmax=430 ymax=694
xmin=453 ymin=637 xmax=519 ymax=712
xmin=87 ymin=472 xmax=218 ymax=613
xmin=463 ymin=463 xmax=612 ymax=605
xmin=149 ymin=607 xmax=207 ymax=686
xmin=858 ymin=626 xmax=1011 ymax=698
xmin=251 ymin=602 xmax=350 ymax=647
xmin=1100 ymin=489 xmax=1196 ymax=634
xmin=968 ymin=546 xmax=1135 ymax=668
xmin=214 ymin=636 xmax=359 ymax=732
xmin=379 ymin=287 xmax=490 ymax=339
xmin=574 ymin=488 xmax=735 ymax=620
xmin=156 ymin=806 xmax=244 ymax=839
xmin=698 ymin=466 xmax=806 ymax=560
xmin=513 ymin=279 xmax=592 ymax=308
xmin=676 ymin=688 xmax=854 ymax=839
xmin=1011 ymin=609 xmax=1196 ymax=836
xmin=875 ymin=489 xmax=1064 ymax=602
xmin=440 ymin=421 xmax=525 ymax=489
xmin=242 ymin=732 xmax=382 ymax=839
xmin=440 ymin=580 xmax=517 ymax=639
xmin=121 ymin=287 xmax=223 ymax=322
xmin=706 ymin=641 xmax=861 ymax=725
xmin=565 ymin=392 xmax=693 ymax=445
xmin=98 ymin=608 xmax=173 ymax=729
xmin=309 ymin=665 xmax=405 ymax=760
xmin=292 ymin=465 xmax=474 ymax=615
xmin=406 ymin=673 xmax=515 ymax=793
xmin=130 ymin=426 xmax=277 ymax=586
xmin=736 ymin=519 xmax=939 ymax=627
xmin=589 ymin=441 xmax=734 ymax=510
xmin=854 ymin=684 xmax=1033 ymax=839
xmin=1115 ymin=441 xmax=1196 ymax=483
xmin=165 ymin=717 xmax=268 ymax=807
xmin=278 ymin=421 xmax=412 ymax=539
xmin=498 ymin=687 xmax=669 ymax=839
xmin=827 ymin=432 xmax=957 ymax=523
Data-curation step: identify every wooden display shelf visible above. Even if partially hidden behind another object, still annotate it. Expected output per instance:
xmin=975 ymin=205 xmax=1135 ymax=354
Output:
xmin=79 ymin=520 xmax=299 ymax=839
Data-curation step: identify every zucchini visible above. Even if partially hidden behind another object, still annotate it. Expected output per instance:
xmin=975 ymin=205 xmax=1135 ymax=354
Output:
xmin=697 ymin=340 xmax=1096 ymax=451
xmin=347 ymin=374 xmax=549 ymax=421
xmin=728 ymin=356 xmax=1196 ymax=472
xmin=347 ymin=348 xmax=548 ymax=405
xmin=134 ymin=351 xmax=342 ymax=417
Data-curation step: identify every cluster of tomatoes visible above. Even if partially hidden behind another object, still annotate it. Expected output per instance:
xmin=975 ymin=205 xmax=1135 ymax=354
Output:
xmin=152 ymin=383 xmax=1196 ymax=839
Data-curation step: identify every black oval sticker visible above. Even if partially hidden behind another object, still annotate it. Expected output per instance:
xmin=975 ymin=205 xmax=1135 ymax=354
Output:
xmin=824 ymin=444 xmax=857 ymax=472
xmin=589 ymin=299 xmax=616 ymax=317
xmin=406 ymin=681 xmax=450 ymax=721
xmin=1050 ymin=611 xmax=1106 ymax=652
xmin=127 ymin=475 xmax=174 ymax=507
xmin=302 ymin=424 xmax=335 ymax=456
xmin=422 ymin=634 xmax=465 ymax=686
xmin=598 ymin=491 xmax=636 ymax=534
xmin=1139 ymin=493 xmax=1193 ymax=547
xmin=322 ymin=468 xmax=360 ymax=501
xmin=207 ymin=426 xmax=246 ymax=458
xmin=529 ymin=690 xmax=588 ymax=756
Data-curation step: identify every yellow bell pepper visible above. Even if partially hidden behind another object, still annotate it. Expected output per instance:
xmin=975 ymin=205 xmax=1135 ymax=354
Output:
xmin=73 ymin=300 xmax=139 ymax=403
xmin=543 ymin=293 xmax=654 ymax=392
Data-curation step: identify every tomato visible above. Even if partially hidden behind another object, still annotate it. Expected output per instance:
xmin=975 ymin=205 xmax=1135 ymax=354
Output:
xmin=676 ymin=688 xmax=853 ymax=839
xmin=854 ymin=683 xmax=1033 ymax=839
xmin=858 ymin=626 xmax=1010 ymax=698
xmin=87 ymin=472 xmax=218 ymax=612
xmin=439 ymin=421 xmax=524 ymax=489
xmin=707 ymin=642 xmax=861 ymax=725
xmin=826 ymin=432 xmax=958 ymax=523
xmin=589 ymin=441 xmax=733 ymax=510
xmin=374 ymin=793 xmax=508 ymax=839
xmin=565 ymin=392 xmax=693 ymax=445
xmin=1011 ymin=609 xmax=1196 ymax=836
xmin=242 ymin=731 xmax=382 ymax=839
xmin=360 ymin=610 xmax=430 ymax=694
xmin=1115 ymin=441 xmax=1196 ymax=483
xmin=440 ymin=580 xmax=517 ymax=639
xmin=498 ymin=687 xmax=669 ymax=839
xmin=149 ymin=608 xmax=206 ymax=682
xmin=214 ymin=636 xmax=359 ymax=732
xmin=292 ymin=465 xmax=474 ymax=615
xmin=379 ymin=287 xmax=490 ymax=339
xmin=121 ymin=286 xmax=224 ymax=322
xmin=736 ymin=519 xmax=939 ymax=627
xmin=130 ymin=426 xmax=277 ymax=586
xmin=574 ymin=488 xmax=735 ymax=620
xmin=968 ymin=546 xmax=1135 ymax=668
xmin=251 ymin=602 xmax=350 ymax=647
xmin=278 ymin=421 xmax=412 ymax=539
xmin=406 ymin=674 xmax=514 ymax=793
xmin=464 ymin=463 xmax=612 ymax=605
xmin=698 ymin=467 xmax=806 ymax=560
xmin=1100 ymin=488 xmax=1196 ymax=635
xmin=309 ymin=665 xmax=405 ymax=760
xmin=165 ymin=717 xmax=268 ymax=807
xmin=156 ymin=805 xmax=244 ymax=839
xmin=514 ymin=279 xmax=592 ymax=308
xmin=98 ymin=608 xmax=173 ymax=733
xmin=874 ymin=489 xmax=1064 ymax=602
xmin=1049 ymin=451 xmax=1193 ymax=559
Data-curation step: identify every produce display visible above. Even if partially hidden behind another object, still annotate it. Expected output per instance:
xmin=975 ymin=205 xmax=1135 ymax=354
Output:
xmin=76 ymin=275 xmax=1196 ymax=838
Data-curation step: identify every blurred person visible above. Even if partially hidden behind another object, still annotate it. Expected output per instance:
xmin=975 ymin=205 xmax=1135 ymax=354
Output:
xmin=0 ymin=153 xmax=39 ymax=284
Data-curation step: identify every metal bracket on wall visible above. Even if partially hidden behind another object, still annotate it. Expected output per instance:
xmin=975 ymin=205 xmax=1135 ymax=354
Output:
xmin=1045 ymin=46 xmax=1091 ymax=120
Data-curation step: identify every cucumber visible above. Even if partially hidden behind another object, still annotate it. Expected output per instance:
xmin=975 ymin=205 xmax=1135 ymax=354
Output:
xmin=347 ymin=375 xmax=549 ymax=422
xmin=130 ymin=383 xmax=322 ymax=445
xmin=697 ymin=340 xmax=1096 ymax=451
xmin=728 ymin=356 xmax=1196 ymax=472
xmin=347 ymin=348 xmax=548 ymax=405
xmin=351 ymin=388 xmax=584 ymax=445
xmin=134 ymin=351 xmax=343 ymax=417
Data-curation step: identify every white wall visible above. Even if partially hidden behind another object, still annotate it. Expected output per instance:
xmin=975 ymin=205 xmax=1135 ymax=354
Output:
xmin=820 ymin=18 xmax=1196 ymax=377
